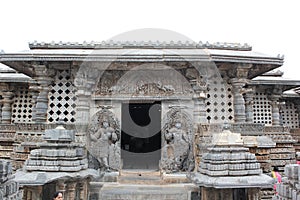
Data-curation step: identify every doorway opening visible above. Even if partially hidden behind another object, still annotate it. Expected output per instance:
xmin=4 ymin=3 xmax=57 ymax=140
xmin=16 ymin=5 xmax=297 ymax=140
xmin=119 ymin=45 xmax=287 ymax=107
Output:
xmin=121 ymin=101 xmax=161 ymax=170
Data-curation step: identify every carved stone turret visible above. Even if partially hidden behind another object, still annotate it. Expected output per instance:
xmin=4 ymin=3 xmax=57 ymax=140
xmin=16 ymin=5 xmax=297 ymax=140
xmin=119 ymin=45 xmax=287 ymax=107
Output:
xmin=14 ymin=124 xmax=98 ymax=200
xmin=189 ymin=127 xmax=273 ymax=199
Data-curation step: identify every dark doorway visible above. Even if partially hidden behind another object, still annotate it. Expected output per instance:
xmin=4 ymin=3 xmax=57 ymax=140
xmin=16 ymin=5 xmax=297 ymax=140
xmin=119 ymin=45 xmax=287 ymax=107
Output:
xmin=121 ymin=101 xmax=161 ymax=169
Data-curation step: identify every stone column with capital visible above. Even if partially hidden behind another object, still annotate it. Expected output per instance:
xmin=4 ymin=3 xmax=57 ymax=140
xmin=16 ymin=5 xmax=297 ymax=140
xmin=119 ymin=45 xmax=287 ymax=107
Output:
xmin=74 ymin=65 xmax=100 ymax=144
xmin=270 ymin=96 xmax=281 ymax=126
xmin=57 ymin=180 xmax=66 ymax=196
xmin=244 ymin=87 xmax=255 ymax=123
xmin=231 ymin=78 xmax=247 ymax=123
xmin=67 ymin=182 xmax=77 ymax=200
xmin=268 ymin=86 xmax=283 ymax=126
xmin=33 ymin=65 xmax=55 ymax=123
xmin=190 ymin=79 xmax=207 ymax=124
xmin=0 ymin=90 xmax=14 ymax=124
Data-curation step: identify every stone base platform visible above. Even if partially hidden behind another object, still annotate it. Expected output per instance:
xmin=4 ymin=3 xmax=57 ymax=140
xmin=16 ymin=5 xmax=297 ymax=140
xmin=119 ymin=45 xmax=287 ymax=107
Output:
xmin=89 ymin=170 xmax=199 ymax=200
xmin=98 ymin=183 xmax=198 ymax=200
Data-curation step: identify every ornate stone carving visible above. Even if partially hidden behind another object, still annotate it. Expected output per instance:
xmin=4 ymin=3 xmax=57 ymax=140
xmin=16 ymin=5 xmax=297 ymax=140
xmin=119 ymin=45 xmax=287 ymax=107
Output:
xmin=161 ymin=108 xmax=194 ymax=172
xmin=88 ymin=109 xmax=120 ymax=171
xmin=94 ymin=68 xmax=193 ymax=97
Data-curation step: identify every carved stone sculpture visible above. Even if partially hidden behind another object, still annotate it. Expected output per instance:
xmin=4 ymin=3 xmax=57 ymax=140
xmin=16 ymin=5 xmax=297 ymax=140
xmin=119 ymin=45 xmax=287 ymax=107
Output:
xmin=161 ymin=108 xmax=194 ymax=172
xmin=88 ymin=109 xmax=120 ymax=171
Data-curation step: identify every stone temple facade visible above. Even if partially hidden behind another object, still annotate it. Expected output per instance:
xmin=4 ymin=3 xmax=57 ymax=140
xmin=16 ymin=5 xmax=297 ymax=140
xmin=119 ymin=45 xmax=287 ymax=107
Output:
xmin=0 ymin=40 xmax=300 ymax=199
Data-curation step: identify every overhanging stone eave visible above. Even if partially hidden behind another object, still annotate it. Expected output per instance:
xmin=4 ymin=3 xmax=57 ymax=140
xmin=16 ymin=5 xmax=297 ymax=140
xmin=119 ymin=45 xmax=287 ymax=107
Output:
xmin=282 ymin=94 xmax=300 ymax=98
xmin=189 ymin=173 xmax=274 ymax=189
xmin=211 ymin=55 xmax=284 ymax=66
xmin=14 ymin=169 xmax=99 ymax=186
xmin=249 ymin=80 xmax=300 ymax=91
xmin=0 ymin=54 xmax=211 ymax=62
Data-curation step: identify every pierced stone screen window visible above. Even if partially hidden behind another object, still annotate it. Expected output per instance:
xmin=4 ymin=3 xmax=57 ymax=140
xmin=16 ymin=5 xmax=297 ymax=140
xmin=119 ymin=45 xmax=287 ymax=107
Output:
xmin=281 ymin=101 xmax=299 ymax=128
xmin=253 ymin=92 xmax=272 ymax=125
xmin=47 ymin=69 xmax=76 ymax=123
xmin=11 ymin=87 xmax=34 ymax=123
xmin=205 ymin=75 xmax=234 ymax=123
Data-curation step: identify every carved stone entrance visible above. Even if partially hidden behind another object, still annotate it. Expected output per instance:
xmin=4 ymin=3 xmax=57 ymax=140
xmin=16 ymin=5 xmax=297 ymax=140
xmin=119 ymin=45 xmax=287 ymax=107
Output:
xmin=121 ymin=101 xmax=161 ymax=170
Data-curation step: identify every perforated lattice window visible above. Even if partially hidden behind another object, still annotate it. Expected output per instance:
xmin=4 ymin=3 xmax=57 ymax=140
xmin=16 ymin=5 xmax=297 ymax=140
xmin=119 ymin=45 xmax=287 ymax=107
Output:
xmin=281 ymin=101 xmax=299 ymax=128
xmin=205 ymin=75 xmax=234 ymax=123
xmin=11 ymin=87 xmax=34 ymax=123
xmin=47 ymin=69 xmax=76 ymax=123
xmin=253 ymin=92 xmax=272 ymax=125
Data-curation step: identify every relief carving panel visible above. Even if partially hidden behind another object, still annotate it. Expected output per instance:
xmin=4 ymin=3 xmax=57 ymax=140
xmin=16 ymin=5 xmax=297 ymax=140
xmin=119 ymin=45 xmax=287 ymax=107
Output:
xmin=95 ymin=67 xmax=194 ymax=98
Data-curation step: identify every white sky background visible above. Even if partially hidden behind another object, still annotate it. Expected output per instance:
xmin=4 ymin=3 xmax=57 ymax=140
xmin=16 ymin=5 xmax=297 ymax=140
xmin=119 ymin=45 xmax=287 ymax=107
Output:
xmin=0 ymin=0 xmax=299 ymax=79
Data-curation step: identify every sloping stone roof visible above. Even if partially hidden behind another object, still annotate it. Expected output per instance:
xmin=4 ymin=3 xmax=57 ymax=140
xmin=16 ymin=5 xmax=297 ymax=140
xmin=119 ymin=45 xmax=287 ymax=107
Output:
xmin=0 ymin=63 xmax=33 ymax=83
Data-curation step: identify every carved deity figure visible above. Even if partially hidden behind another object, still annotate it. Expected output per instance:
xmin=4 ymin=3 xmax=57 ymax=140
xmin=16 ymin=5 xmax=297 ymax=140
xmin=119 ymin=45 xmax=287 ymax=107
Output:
xmin=164 ymin=122 xmax=190 ymax=171
xmin=90 ymin=120 xmax=118 ymax=170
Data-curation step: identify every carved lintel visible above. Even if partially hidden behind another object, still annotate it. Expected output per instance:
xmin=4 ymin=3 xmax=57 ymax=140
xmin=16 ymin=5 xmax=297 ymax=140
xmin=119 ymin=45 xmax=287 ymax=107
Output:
xmin=97 ymin=105 xmax=113 ymax=110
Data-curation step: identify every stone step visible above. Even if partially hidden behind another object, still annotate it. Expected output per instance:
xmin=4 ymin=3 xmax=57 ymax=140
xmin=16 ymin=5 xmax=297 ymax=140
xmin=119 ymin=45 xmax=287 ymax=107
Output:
xmin=99 ymin=183 xmax=197 ymax=200
xmin=119 ymin=170 xmax=162 ymax=184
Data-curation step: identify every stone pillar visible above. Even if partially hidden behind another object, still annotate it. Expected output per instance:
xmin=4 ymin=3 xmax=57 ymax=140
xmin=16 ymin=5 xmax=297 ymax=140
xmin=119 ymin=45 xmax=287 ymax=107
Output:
xmin=67 ymin=182 xmax=77 ymax=200
xmin=57 ymin=180 xmax=66 ymax=196
xmin=33 ymin=65 xmax=54 ymax=123
xmin=244 ymin=89 xmax=255 ymax=123
xmin=270 ymin=96 xmax=280 ymax=126
xmin=0 ymin=91 xmax=14 ymax=124
xmin=75 ymin=86 xmax=92 ymax=143
xmin=79 ymin=181 xmax=87 ymax=200
xmin=30 ymin=90 xmax=39 ymax=121
xmin=190 ymin=79 xmax=207 ymax=124
xmin=231 ymin=78 xmax=247 ymax=123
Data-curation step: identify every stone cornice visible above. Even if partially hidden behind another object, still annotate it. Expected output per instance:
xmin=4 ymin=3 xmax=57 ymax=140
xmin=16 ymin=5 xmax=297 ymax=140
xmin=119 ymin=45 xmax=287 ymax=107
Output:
xmin=29 ymin=40 xmax=252 ymax=51
xmin=0 ymin=51 xmax=283 ymax=65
